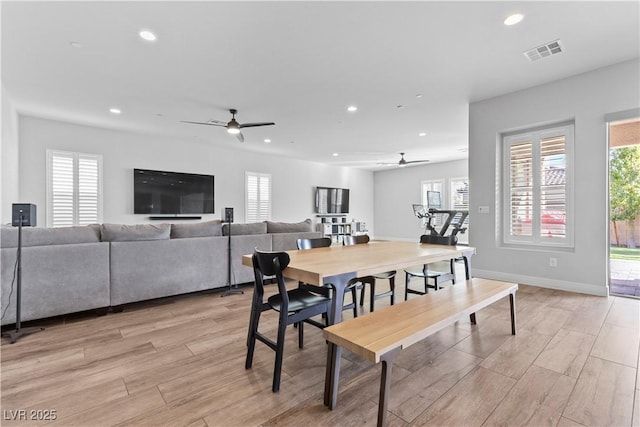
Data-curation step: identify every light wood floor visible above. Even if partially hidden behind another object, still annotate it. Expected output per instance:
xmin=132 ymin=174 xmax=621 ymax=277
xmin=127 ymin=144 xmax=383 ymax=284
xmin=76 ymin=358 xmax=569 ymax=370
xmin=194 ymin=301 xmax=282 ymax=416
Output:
xmin=1 ymin=269 xmax=639 ymax=427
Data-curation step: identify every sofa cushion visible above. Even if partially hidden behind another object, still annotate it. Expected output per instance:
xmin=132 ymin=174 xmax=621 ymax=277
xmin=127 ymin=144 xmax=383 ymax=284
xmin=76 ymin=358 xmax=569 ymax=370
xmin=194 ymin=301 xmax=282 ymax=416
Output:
xmin=222 ymin=222 xmax=267 ymax=236
xmin=101 ymin=223 xmax=171 ymax=242
xmin=171 ymin=220 xmax=223 ymax=239
xmin=1 ymin=224 xmax=101 ymax=248
xmin=266 ymin=219 xmax=313 ymax=233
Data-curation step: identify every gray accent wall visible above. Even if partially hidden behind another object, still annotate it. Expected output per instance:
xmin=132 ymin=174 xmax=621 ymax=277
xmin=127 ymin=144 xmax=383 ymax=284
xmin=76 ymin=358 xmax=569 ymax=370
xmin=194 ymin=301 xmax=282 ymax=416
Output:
xmin=468 ymin=59 xmax=640 ymax=296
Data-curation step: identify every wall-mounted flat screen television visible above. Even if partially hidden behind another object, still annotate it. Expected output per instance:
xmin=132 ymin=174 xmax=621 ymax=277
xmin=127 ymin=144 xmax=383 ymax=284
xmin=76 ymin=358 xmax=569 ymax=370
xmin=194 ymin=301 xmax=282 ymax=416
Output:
xmin=134 ymin=168 xmax=214 ymax=214
xmin=315 ymin=186 xmax=350 ymax=214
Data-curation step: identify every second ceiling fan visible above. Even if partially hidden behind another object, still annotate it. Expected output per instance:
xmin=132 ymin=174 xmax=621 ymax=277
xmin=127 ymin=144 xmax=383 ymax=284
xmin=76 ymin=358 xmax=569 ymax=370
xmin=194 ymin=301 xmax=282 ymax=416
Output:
xmin=181 ymin=109 xmax=275 ymax=142
xmin=378 ymin=152 xmax=429 ymax=167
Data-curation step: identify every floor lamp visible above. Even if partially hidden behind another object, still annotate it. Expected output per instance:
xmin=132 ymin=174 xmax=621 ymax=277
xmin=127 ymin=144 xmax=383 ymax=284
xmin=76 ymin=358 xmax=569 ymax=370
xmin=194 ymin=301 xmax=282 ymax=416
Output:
xmin=222 ymin=207 xmax=243 ymax=297
xmin=2 ymin=204 xmax=44 ymax=344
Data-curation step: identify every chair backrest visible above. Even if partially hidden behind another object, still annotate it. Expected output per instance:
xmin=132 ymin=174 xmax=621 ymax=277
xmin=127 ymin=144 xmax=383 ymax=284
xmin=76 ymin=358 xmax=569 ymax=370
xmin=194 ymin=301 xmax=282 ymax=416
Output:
xmin=252 ymin=249 xmax=290 ymax=300
xmin=297 ymin=237 xmax=332 ymax=250
xmin=253 ymin=249 xmax=290 ymax=277
xmin=343 ymin=234 xmax=370 ymax=246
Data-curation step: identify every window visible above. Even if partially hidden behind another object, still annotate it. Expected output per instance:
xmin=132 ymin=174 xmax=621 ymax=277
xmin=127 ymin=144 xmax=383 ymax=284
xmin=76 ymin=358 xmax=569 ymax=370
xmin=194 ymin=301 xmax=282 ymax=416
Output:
xmin=450 ymin=177 xmax=470 ymax=243
xmin=503 ymin=123 xmax=574 ymax=247
xmin=245 ymin=172 xmax=271 ymax=222
xmin=46 ymin=150 xmax=103 ymax=227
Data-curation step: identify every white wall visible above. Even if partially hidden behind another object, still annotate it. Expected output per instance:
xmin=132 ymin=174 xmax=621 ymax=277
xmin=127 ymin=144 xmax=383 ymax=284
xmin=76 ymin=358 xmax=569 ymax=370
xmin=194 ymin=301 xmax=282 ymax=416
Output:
xmin=373 ymin=159 xmax=468 ymax=240
xmin=16 ymin=116 xmax=374 ymax=231
xmin=469 ymin=59 xmax=640 ymax=296
xmin=1 ymin=85 xmax=20 ymax=224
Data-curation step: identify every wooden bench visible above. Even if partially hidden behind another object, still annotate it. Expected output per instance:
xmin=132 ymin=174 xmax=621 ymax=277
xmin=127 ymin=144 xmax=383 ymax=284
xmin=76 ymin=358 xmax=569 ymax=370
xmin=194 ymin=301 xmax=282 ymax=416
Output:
xmin=322 ymin=277 xmax=518 ymax=426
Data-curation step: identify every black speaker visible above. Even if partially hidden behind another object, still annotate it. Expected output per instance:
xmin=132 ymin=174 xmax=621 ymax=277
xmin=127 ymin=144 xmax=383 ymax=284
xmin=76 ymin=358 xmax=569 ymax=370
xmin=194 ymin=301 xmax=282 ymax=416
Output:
xmin=12 ymin=204 xmax=37 ymax=227
xmin=224 ymin=207 xmax=234 ymax=223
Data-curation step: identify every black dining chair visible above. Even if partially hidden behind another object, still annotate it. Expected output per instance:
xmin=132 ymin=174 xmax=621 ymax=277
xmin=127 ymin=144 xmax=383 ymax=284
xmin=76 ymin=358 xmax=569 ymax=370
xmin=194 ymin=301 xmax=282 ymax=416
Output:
xmin=405 ymin=234 xmax=456 ymax=300
xmin=404 ymin=261 xmax=456 ymax=299
xmin=245 ymin=249 xmax=331 ymax=392
xmin=296 ymin=237 xmax=359 ymax=318
xmin=342 ymin=235 xmax=397 ymax=313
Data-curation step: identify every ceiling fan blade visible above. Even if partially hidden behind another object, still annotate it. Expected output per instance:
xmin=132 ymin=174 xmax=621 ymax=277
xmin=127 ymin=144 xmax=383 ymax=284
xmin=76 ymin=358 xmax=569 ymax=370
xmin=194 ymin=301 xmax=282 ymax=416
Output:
xmin=239 ymin=122 xmax=275 ymax=128
xmin=235 ymin=131 xmax=245 ymax=143
xmin=405 ymin=160 xmax=430 ymax=164
xmin=180 ymin=120 xmax=226 ymax=127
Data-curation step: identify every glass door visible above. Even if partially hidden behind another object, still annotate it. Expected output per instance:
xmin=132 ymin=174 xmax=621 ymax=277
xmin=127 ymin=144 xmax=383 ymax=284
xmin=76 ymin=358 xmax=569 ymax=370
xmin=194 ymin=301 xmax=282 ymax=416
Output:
xmin=608 ymin=117 xmax=640 ymax=297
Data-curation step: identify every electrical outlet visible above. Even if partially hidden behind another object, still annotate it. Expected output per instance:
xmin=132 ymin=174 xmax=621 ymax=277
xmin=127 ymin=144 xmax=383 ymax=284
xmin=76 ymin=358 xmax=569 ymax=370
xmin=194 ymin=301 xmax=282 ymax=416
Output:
xmin=549 ymin=257 xmax=558 ymax=267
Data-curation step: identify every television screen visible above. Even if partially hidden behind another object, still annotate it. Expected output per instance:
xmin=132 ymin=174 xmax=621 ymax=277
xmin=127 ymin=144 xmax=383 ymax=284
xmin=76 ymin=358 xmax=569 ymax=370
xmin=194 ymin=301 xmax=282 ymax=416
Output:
xmin=315 ymin=186 xmax=350 ymax=214
xmin=134 ymin=168 xmax=214 ymax=214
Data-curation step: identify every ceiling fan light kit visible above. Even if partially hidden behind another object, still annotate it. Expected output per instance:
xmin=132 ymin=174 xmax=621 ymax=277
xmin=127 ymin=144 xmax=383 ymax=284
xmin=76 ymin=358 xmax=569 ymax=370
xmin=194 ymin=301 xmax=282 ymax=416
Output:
xmin=181 ymin=108 xmax=274 ymax=142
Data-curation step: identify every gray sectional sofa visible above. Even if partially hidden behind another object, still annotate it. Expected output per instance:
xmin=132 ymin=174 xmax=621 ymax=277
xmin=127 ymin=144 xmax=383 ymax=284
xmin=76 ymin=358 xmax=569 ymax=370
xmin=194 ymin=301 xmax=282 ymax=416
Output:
xmin=0 ymin=219 xmax=320 ymax=325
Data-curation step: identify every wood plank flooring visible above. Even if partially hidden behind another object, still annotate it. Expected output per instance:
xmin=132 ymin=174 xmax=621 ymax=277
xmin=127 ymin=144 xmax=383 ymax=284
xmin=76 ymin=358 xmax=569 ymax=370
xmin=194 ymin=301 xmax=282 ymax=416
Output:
xmin=1 ymin=270 xmax=639 ymax=426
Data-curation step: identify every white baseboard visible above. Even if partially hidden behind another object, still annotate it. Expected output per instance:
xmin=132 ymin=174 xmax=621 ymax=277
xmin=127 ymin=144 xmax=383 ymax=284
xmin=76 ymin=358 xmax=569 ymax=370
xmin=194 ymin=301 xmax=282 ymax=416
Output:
xmin=472 ymin=269 xmax=609 ymax=297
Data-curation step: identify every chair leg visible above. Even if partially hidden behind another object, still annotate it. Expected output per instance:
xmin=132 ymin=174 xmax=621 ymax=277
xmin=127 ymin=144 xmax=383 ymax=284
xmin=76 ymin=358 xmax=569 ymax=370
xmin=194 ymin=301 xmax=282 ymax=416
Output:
xmin=359 ymin=283 xmax=366 ymax=307
xmin=423 ymin=275 xmax=429 ymax=294
xmin=272 ymin=313 xmax=288 ymax=392
xmin=450 ymin=259 xmax=456 ymax=284
xmin=369 ymin=280 xmax=376 ymax=312
xmin=389 ymin=276 xmax=396 ymax=306
xmin=245 ymin=308 xmax=261 ymax=369
xmin=351 ymin=286 xmax=359 ymax=318
xmin=405 ymin=272 xmax=410 ymax=301
xmin=298 ymin=319 xmax=304 ymax=349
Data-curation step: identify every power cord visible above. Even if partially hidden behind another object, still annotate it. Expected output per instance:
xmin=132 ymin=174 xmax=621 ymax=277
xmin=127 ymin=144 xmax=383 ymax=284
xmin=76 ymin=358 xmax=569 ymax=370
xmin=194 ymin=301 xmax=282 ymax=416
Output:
xmin=0 ymin=249 xmax=19 ymax=320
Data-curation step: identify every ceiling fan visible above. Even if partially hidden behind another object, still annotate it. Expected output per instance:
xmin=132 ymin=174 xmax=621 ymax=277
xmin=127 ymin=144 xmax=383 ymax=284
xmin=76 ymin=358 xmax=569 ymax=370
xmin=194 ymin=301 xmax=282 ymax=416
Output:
xmin=378 ymin=152 xmax=429 ymax=167
xmin=180 ymin=109 xmax=275 ymax=142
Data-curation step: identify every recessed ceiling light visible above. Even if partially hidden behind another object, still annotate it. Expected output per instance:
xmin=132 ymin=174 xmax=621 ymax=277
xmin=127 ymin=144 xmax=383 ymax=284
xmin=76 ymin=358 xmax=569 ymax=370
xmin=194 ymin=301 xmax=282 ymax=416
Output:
xmin=264 ymin=139 xmax=271 ymax=143
xmin=139 ymin=29 xmax=157 ymax=42
xmin=418 ymin=132 xmax=427 ymax=137
xmin=109 ymin=108 xmax=121 ymax=114
xmin=347 ymin=106 xmax=358 ymax=112
xmin=332 ymin=153 xmax=339 ymax=157
xmin=416 ymin=94 xmax=423 ymax=98
xmin=69 ymin=41 xmax=83 ymax=48
xmin=396 ymin=105 xmax=405 ymax=109
xmin=504 ymin=13 xmax=524 ymax=26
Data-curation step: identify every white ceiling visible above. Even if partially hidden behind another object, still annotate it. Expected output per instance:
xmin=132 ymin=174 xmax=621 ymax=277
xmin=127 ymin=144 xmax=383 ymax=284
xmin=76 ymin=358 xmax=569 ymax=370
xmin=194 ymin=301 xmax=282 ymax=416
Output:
xmin=2 ymin=1 xmax=639 ymax=170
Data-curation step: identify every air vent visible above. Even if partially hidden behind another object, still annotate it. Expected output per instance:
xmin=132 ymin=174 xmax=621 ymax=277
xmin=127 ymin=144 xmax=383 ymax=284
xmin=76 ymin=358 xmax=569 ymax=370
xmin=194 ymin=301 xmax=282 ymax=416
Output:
xmin=524 ymin=40 xmax=563 ymax=62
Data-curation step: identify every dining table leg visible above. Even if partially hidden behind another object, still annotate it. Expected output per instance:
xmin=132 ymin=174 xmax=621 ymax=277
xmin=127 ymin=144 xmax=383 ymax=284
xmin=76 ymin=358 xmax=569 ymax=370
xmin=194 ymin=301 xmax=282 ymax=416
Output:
xmin=323 ymin=272 xmax=356 ymax=408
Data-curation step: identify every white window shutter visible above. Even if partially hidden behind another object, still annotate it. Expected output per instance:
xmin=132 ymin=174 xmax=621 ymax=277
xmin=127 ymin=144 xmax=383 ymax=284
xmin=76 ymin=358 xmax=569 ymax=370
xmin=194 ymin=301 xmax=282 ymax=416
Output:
xmin=47 ymin=150 xmax=103 ymax=227
xmin=246 ymin=172 xmax=271 ymax=223
xmin=509 ymin=141 xmax=534 ymax=238
xmin=539 ymin=135 xmax=566 ymax=239
xmin=503 ymin=124 xmax=573 ymax=247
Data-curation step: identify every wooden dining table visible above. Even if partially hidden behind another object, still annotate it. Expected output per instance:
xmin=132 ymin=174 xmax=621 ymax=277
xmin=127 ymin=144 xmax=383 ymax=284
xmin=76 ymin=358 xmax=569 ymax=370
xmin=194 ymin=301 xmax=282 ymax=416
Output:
xmin=242 ymin=240 xmax=475 ymax=326
xmin=241 ymin=239 xmax=475 ymax=408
